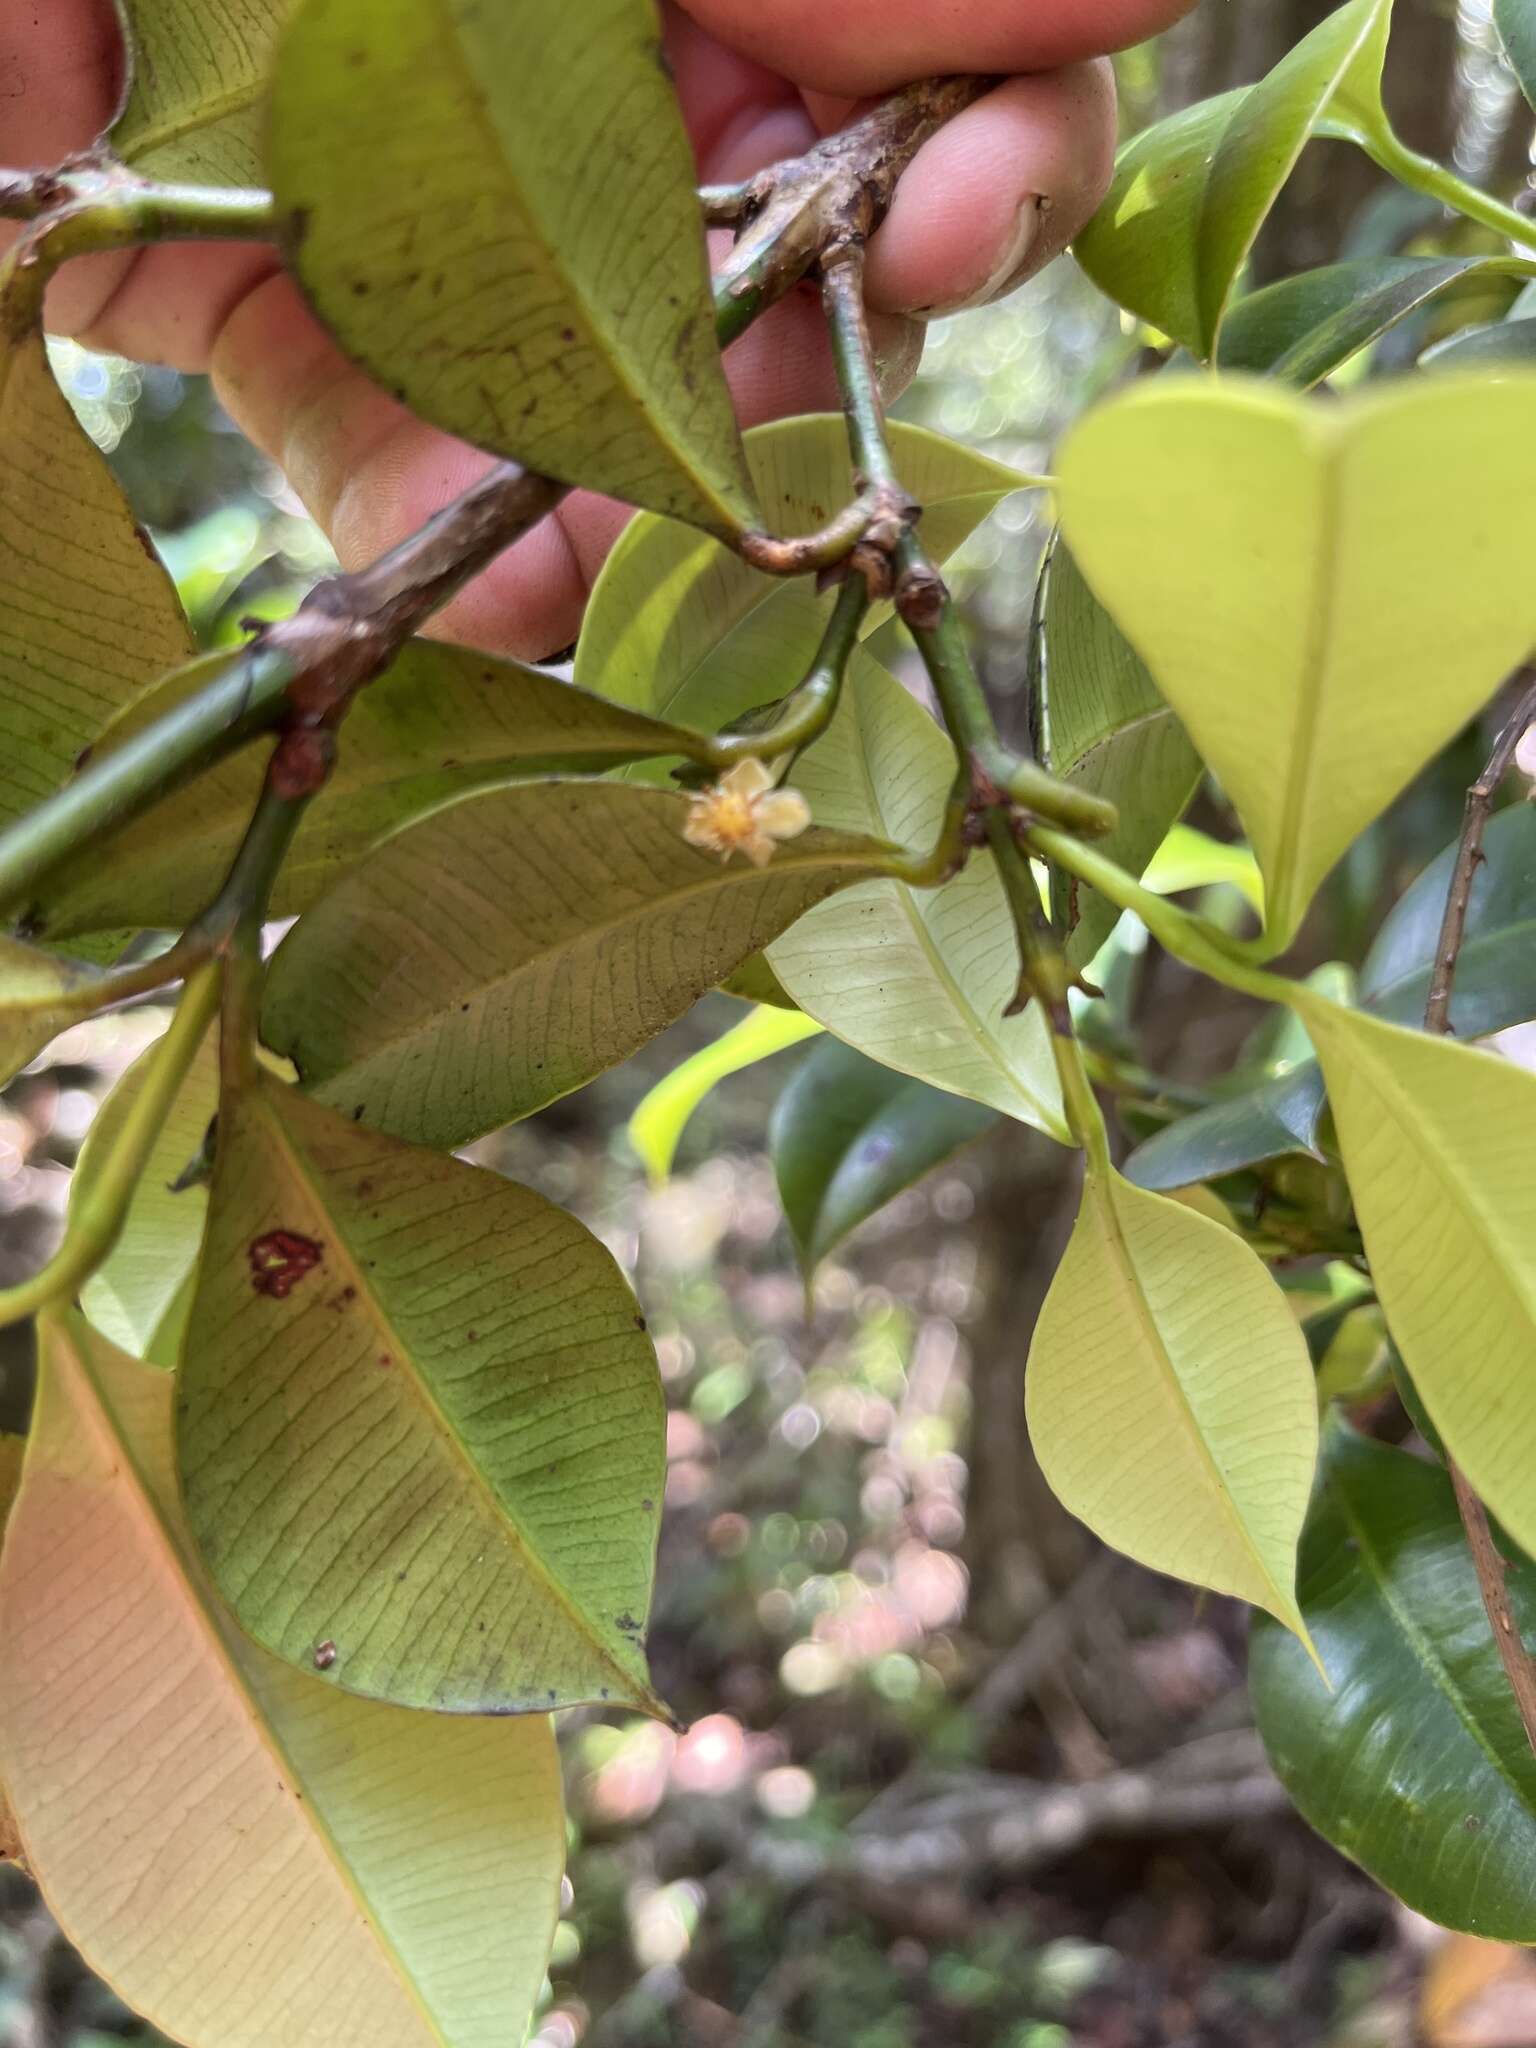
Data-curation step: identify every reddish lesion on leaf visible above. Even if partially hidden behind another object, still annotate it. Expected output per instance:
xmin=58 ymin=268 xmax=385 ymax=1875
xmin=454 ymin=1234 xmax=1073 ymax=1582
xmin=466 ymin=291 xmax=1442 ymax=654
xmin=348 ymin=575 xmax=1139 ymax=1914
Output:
xmin=249 ymin=1230 xmax=324 ymax=1299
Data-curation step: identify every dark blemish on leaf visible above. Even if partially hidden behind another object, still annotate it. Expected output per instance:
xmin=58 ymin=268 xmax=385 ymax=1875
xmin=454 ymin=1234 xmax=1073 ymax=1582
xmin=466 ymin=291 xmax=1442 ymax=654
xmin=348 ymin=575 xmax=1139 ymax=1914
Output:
xmin=350 ymin=279 xmax=369 ymax=296
xmin=1465 ymin=1815 xmax=1485 ymax=1833
xmin=314 ymin=1641 xmax=337 ymax=1670
xmin=615 ymin=1613 xmax=641 ymax=1634
xmin=355 ymin=1180 xmax=373 ymax=1198
xmin=396 ymin=1571 xmax=409 ymax=1583
xmin=461 ymin=1003 xmax=470 ymax=1013
xmin=634 ymin=1314 xmax=647 ymax=1331
xmin=467 ymin=1330 xmax=479 ymax=1341
xmin=249 ymin=1230 xmax=323 ymax=1299
xmin=641 ymin=1499 xmax=655 ymax=1514
xmin=600 ymin=1688 xmax=610 ymax=1700
xmin=560 ymin=327 xmax=575 ymax=343
xmin=352 ymin=1105 xmax=365 ymax=1121
xmin=73 ymin=743 xmax=94 ymax=773
xmin=378 ymin=1354 xmax=393 ymax=1370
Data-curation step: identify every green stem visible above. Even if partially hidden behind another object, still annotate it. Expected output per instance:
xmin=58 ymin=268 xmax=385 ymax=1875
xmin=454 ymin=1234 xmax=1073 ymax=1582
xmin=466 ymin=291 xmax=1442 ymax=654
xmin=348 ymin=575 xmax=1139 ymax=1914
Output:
xmin=1349 ymin=118 xmax=1536 ymax=255
xmin=0 ymin=960 xmax=220 ymax=1330
xmin=708 ymin=573 xmax=870 ymax=771
xmin=1050 ymin=1024 xmax=1113 ymax=1176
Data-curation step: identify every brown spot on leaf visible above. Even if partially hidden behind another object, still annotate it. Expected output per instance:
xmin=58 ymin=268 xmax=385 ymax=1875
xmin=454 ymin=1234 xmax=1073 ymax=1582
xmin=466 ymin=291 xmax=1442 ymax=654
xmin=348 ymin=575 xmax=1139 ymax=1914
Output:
xmin=313 ymin=1640 xmax=337 ymax=1670
xmin=249 ymin=1230 xmax=323 ymax=1299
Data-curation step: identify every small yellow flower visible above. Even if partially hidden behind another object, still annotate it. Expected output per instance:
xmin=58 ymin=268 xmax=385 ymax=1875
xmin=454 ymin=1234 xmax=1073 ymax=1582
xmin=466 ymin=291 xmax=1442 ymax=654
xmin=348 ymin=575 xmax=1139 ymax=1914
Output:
xmin=683 ymin=758 xmax=812 ymax=868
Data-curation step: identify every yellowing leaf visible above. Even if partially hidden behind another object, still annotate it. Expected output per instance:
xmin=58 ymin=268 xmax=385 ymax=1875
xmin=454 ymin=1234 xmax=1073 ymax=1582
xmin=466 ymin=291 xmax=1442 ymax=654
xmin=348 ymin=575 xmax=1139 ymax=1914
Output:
xmin=0 ymin=1315 xmax=563 ymax=2048
xmin=1302 ymin=999 xmax=1536 ymax=1562
xmin=271 ymin=0 xmax=756 ymax=535
xmin=1026 ymin=1165 xmax=1318 ymax=1638
xmin=114 ymin=0 xmax=296 ymax=184
xmin=1055 ymin=374 xmax=1536 ymax=948
xmin=262 ymin=780 xmax=897 ymax=1149
xmin=767 ymin=653 xmax=1068 ymax=1136
xmin=77 ymin=1026 xmax=219 ymax=1365
xmin=0 ymin=329 xmax=193 ymax=834
xmin=178 ymin=1075 xmax=667 ymax=1715
xmin=629 ymin=1004 xmax=822 ymax=1185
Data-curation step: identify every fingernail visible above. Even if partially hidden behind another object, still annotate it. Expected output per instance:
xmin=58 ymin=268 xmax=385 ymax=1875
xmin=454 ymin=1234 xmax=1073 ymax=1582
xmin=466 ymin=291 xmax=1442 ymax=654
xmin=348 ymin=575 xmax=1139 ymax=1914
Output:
xmin=917 ymin=195 xmax=1049 ymax=321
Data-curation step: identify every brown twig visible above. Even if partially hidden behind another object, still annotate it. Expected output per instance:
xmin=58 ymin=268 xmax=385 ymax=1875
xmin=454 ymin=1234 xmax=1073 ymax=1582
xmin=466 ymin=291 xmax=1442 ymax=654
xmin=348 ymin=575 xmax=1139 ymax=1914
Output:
xmin=1424 ymin=666 xmax=1536 ymax=1758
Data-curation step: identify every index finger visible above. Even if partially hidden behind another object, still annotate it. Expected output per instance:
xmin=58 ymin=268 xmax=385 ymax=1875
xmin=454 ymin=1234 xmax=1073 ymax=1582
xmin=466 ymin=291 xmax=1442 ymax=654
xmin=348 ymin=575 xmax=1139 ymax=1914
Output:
xmin=676 ymin=0 xmax=1197 ymax=95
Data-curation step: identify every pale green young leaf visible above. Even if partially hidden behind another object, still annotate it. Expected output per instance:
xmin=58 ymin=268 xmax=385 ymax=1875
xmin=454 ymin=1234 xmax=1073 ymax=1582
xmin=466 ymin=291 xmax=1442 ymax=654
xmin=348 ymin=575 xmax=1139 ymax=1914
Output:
xmin=270 ymin=0 xmax=756 ymax=535
xmin=769 ymin=1036 xmax=997 ymax=1279
xmin=1034 ymin=541 xmax=1201 ymax=965
xmin=575 ymin=415 xmax=1033 ymax=726
xmin=0 ymin=1314 xmax=564 ymax=2047
xmin=1496 ymin=0 xmax=1536 ymax=114
xmin=77 ymin=1028 xmax=218 ymax=1366
xmin=1302 ymin=998 xmax=1536 ymax=1563
xmin=1075 ymin=0 xmax=1390 ymax=355
xmin=629 ymin=1005 xmax=822 ymax=1185
xmin=1026 ymin=1164 xmax=1318 ymax=1640
xmin=1218 ymin=256 xmax=1534 ymax=387
xmin=765 ymin=652 xmax=1068 ymax=1138
xmin=1142 ymin=825 xmax=1265 ymax=918
xmin=30 ymin=641 xmax=705 ymax=941
xmin=1055 ymin=374 xmax=1536 ymax=948
xmin=178 ymin=1076 xmax=666 ymax=1715
xmin=262 ymin=780 xmax=897 ymax=1149
xmin=1252 ymin=1425 xmax=1536 ymax=1940
xmin=0 ymin=938 xmax=117 ymax=1090
xmin=0 ymin=329 xmax=193 ymax=834
xmin=113 ymin=0 xmax=295 ymax=183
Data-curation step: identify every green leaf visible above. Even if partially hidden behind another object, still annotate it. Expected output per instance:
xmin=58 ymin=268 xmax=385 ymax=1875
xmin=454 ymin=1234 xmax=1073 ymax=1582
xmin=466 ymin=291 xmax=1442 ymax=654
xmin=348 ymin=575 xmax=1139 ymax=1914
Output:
xmin=1075 ymin=0 xmax=1391 ymax=356
xmin=270 ymin=0 xmax=755 ymax=536
xmin=0 ymin=1432 xmax=22 ymax=1871
xmin=629 ymin=1005 xmax=821 ymax=1184
xmin=575 ymin=415 xmax=1031 ymax=727
xmin=1496 ymin=0 xmax=1536 ymax=114
xmin=1423 ymin=317 xmax=1536 ymax=371
xmin=0 ymin=329 xmax=193 ymax=835
xmin=765 ymin=652 xmax=1068 ymax=1137
xmin=1055 ymin=373 xmax=1536 ymax=948
xmin=1034 ymin=540 xmax=1201 ymax=965
xmin=178 ymin=1074 xmax=666 ymax=1715
xmin=1218 ymin=256 xmax=1533 ymax=387
xmin=1026 ymin=1162 xmax=1318 ymax=1638
xmin=0 ymin=938 xmax=113 ymax=1089
xmin=718 ymin=952 xmax=800 ymax=1010
xmin=30 ymin=640 xmax=705 ymax=941
xmin=1303 ymin=998 xmax=1536 ymax=1562
xmin=77 ymin=1026 xmax=218 ymax=1366
xmin=1360 ymin=803 xmax=1536 ymax=1038
xmin=263 ymin=780 xmax=896 ymax=1148
xmin=113 ymin=0 xmax=294 ymax=183
xmin=769 ymin=1036 xmax=996 ymax=1277
xmin=1124 ymin=1064 xmax=1328 ymax=1193
xmin=1 ymin=1313 xmax=564 ymax=2045
xmin=1251 ymin=1424 xmax=1536 ymax=1940
xmin=1142 ymin=824 xmax=1265 ymax=918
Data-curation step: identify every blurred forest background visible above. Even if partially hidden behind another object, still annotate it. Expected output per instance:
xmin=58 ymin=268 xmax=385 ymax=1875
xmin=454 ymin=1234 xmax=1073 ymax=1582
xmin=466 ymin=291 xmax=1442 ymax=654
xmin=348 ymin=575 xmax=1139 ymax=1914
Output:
xmin=4 ymin=2 xmax=1536 ymax=2043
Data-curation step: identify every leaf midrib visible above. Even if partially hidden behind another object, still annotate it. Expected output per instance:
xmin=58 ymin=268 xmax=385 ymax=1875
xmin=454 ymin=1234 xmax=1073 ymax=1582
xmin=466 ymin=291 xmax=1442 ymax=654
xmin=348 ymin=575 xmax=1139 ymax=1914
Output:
xmin=1271 ymin=419 xmax=1344 ymax=939
xmin=249 ymin=1086 xmax=651 ymax=1706
xmin=119 ymin=77 xmax=264 ymax=163
xmin=61 ymin=1326 xmax=449 ymax=2048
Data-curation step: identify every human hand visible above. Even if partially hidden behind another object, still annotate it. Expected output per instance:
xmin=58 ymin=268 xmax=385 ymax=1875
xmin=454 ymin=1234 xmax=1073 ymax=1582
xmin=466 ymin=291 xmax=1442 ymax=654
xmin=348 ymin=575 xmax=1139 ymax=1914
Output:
xmin=1 ymin=0 xmax=1195 ymax=657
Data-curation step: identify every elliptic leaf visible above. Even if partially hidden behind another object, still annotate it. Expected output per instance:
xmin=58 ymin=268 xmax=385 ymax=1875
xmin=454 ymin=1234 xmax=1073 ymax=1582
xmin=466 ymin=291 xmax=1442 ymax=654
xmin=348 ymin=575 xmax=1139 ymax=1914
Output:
xmin=1496 ymin=0 xmax=1536 ymax=115
xmin=114 ymin=0 xmax=295 ymax=183
xmin=1026 ymin=1164 xmax=1318 ymax=1637
xmin=1218 ymin=256 xmax=1533 ymax=388
xmin=576 ymin=415 xmax=1032 ymax=724
xmin=1423 ymin=317 xmax=1536 ymax=371
xmin=629 ymin=1005 xmax=822 ymax=1184
xmin=1075 ymin=0 xmax=1390 ymax=356
xmin=262 ymin=780 xmax=897 ymax=1149
xmin=769 ymin=1035 xmax=997 ymax=1277
xmin=0 ymin=937 xmax=114 ymax=1089
xmin=270 ymin=0 xmax=756 ymax=535
xmin=31 ymin=640 xmax=705 ymax=941
xmin=766 ymin=653 xmax=1068 ymax=1137
xmin=1124 ymin=1063 xmax=1328 ymax=1193
xmin=0 ymin=1314 xmax=564 ymax=2048
xmin=178 ymin=1076 xmax=666 ymax=1715
xmin=1033 ymin=540 xmax=1200 ymax=965
xmin=1142 ymin=824 xmax=1265 ymax=918
xmin=1252 ymin=1425 xmax=1536 ymax=1941
xmin=1055 ymin=374 xmax=1536 ymax=948
xmin=1303 ymin=998 xmax=1536 ymax=1562
xmin=77 ymin=1027 xmax=219 ymax=1365
xmin=0 ymin=329 xmax=193 ymax=834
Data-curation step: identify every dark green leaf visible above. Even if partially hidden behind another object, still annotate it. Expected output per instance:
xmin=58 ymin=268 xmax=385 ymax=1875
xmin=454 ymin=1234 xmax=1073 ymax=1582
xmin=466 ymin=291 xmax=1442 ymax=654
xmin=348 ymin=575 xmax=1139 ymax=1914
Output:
xmin=1218 ymin=257 xmax=1531 ymax=387
xmin=1124 ymin=1064 xmax=1327 ymax=1192
xmin=1251 ymin=1425 xmax=1536 ymax=1940
xmin=31 ymin=641 xmax=705 ymax=939
xmin=178 ymin=1074 xmax=666 ymax=1715
xmin=270 ymin=0 xmax=755 ymax=534
xmin=769 ymin=1037 xmax=997 ymax=1277
xmin=262 ymin=781 xmax=897 ymax=1148
xmin=1423 ymin=317 xmax=1536 ymax=370
xmin=1034 ymin=540 xmax=1200 ymax=966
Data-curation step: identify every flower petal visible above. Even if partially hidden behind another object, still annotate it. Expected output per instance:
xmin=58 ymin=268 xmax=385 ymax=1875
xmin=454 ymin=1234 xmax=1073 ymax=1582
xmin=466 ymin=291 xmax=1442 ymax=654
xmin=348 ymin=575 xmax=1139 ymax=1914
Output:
xmin=755 ymin=790 xmax=812 ymax=841
xmin=721 ymin=758 xmax=774 ymax=799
